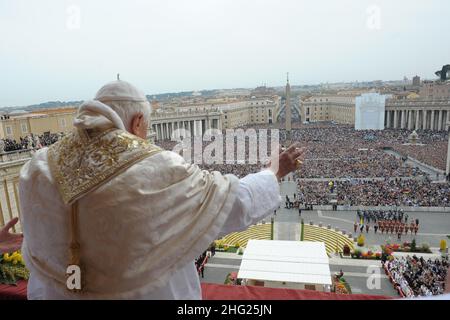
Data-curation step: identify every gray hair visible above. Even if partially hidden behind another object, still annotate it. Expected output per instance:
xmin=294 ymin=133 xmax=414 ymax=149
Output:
xmin=103 ymin=100 xmax=151 ymax=132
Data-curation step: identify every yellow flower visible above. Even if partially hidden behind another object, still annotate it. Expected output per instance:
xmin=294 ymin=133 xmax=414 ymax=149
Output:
xmin=3 ymin=253 xmax=11 ymax=262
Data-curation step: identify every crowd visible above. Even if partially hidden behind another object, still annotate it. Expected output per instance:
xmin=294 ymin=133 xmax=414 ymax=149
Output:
xmin=336 ymin=178 xmax=450 ymax=207
xmin=279 ymin=126 xmax=448 ymax=173
xmin=0 ymin=133 xmax=63 ymax=153
xmin=298 ymin=154 xmax=422 ymax=179
xmin=296 ymin=179 xmax=450 ymax=207
xmin=154 ymin=127 xmax=426 ymax=179
xmin=1 ymin=138 xmax=28 ymax=152
xmin=155 ymin=135 xmax=266 ymax=178
xmin=153 ymin=123 xmax=449 ymax=207
xmin=393 ymin=142 xmax=448 ymax=171
xmin=385 ymin=256 xmax=448 ymax=297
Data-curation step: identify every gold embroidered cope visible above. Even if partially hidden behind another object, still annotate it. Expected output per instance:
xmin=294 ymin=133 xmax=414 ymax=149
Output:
xmin=48 ymin=128 xmax=162 ymax=205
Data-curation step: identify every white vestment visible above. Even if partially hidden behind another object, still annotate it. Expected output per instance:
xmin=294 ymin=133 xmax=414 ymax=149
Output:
xmin=19 ymin=101 xmax=281 ymax=300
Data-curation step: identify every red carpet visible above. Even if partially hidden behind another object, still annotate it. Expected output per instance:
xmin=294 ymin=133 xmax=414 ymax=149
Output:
xmin=0 ymin=280 xmax=27 ymax=300
xmin=0 ymin=281 xmax=391 ymax=300
xmin=201 ymin=283 xmax=391 ymax=300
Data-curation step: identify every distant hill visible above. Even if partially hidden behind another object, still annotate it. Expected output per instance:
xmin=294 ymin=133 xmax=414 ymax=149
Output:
xmin=0 ymin=90 xmax=220 ymax=113
xmin=0 ymin=100 xmax=84 ymax=113
xmin=147 ymin=89 xmax=220 ymax=101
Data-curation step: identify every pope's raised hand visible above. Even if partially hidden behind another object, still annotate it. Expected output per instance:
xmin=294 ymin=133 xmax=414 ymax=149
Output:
xmin=269 ymin=142 xmax=306 ymax=181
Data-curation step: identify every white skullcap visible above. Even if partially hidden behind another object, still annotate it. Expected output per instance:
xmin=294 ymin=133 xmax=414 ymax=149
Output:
xmin=95 ymin=80 xmax=147 ymax=103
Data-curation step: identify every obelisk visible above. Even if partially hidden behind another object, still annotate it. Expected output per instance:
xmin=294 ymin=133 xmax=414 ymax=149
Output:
xmin=446 ymin=121 xmax=450 ymax=179
xmin=285 ymin=73 xmax=292 ymax=142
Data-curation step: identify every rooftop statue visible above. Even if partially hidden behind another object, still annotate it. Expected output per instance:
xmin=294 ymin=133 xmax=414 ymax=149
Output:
xmin=435 ymin=64 xmax=450 ymax=81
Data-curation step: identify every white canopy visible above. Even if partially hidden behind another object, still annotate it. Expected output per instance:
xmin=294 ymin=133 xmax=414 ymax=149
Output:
xmin=238 ymin=240 xmax=332 ymax=286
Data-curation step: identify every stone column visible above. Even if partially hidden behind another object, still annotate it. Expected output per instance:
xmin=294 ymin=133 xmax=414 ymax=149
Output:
xmin=446 ymin=112 xmax=450 ymax=131
xmin=155 ymin=124 xmax=159 ymax=141
xmin=430 ymin=110 xmax=435 ymax=131
xmin=415 ymin=110 xmax=420 ymax=131
xmin=193 ymin=120 xmax=197 ymax=136
xmin=177 ymin=121 xmax=182 ymax=138
xmin=199 ymin=120 xmax=203 ymax=136
xmin=423 ymin=110 xmax=428 ymax=130
xmin=173 ymin=122 xmax=177 ymax=138
xmin=408 ymin=110 xmax=413 ymax=130
xmin=400 ymin=110 xmax=406 ymax=129
xmin=438 ymin=110 xmax=443 ymax=131
xmin=447 ymin=133 xmax=450 ymax=176
xmin=393 ymin=110 xmax=398 ymax=129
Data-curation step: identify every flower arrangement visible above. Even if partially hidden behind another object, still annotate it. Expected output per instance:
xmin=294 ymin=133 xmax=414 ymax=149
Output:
xmin=333 ymin=276 xmax=352 ymax=294
xmin=381 ymin=242 xmax=431 ymax=254
xmin=335 ymin=282 xmax=347 ymax=294
xmin=351 ymin=248 xmax=382 ymax=260
xmin=0 ymin=251 xmax=30 ymax=285
xmin=352 ymin=249 xmax=362 ymax=258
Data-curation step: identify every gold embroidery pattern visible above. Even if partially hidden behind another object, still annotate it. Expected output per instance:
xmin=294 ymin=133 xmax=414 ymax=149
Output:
xmin=48 ymin=129 xmax=162 ymax=205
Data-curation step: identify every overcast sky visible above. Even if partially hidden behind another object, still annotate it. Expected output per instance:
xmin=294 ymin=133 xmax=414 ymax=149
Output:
xmin=1 ymin=0 xmax=449 ymax=107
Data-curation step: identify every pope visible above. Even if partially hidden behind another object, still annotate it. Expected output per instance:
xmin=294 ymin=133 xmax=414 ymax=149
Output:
xmin=19 ymin=80 xmax=305 ymax=299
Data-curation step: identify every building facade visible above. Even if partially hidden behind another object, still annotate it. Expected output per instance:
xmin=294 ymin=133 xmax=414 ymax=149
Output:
xmin=300 ymin=95 xmax=356 ymax=125
xmin=0 ymin=108 xmax=77 ymax=141
xmin=300 ymin=94 xmax=450 ymax=131
xmin=385 ymin=99 xmax=450 ymax=131
xmin=220 ymin=99 xmax=276 ymax=129
xmin=419 ymin=81 xmax=450 ymax=100
xmin=150 ymin=97 xmax=277 ymax=141
xmin=150 ymin=107 xmax=222 ymax=141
